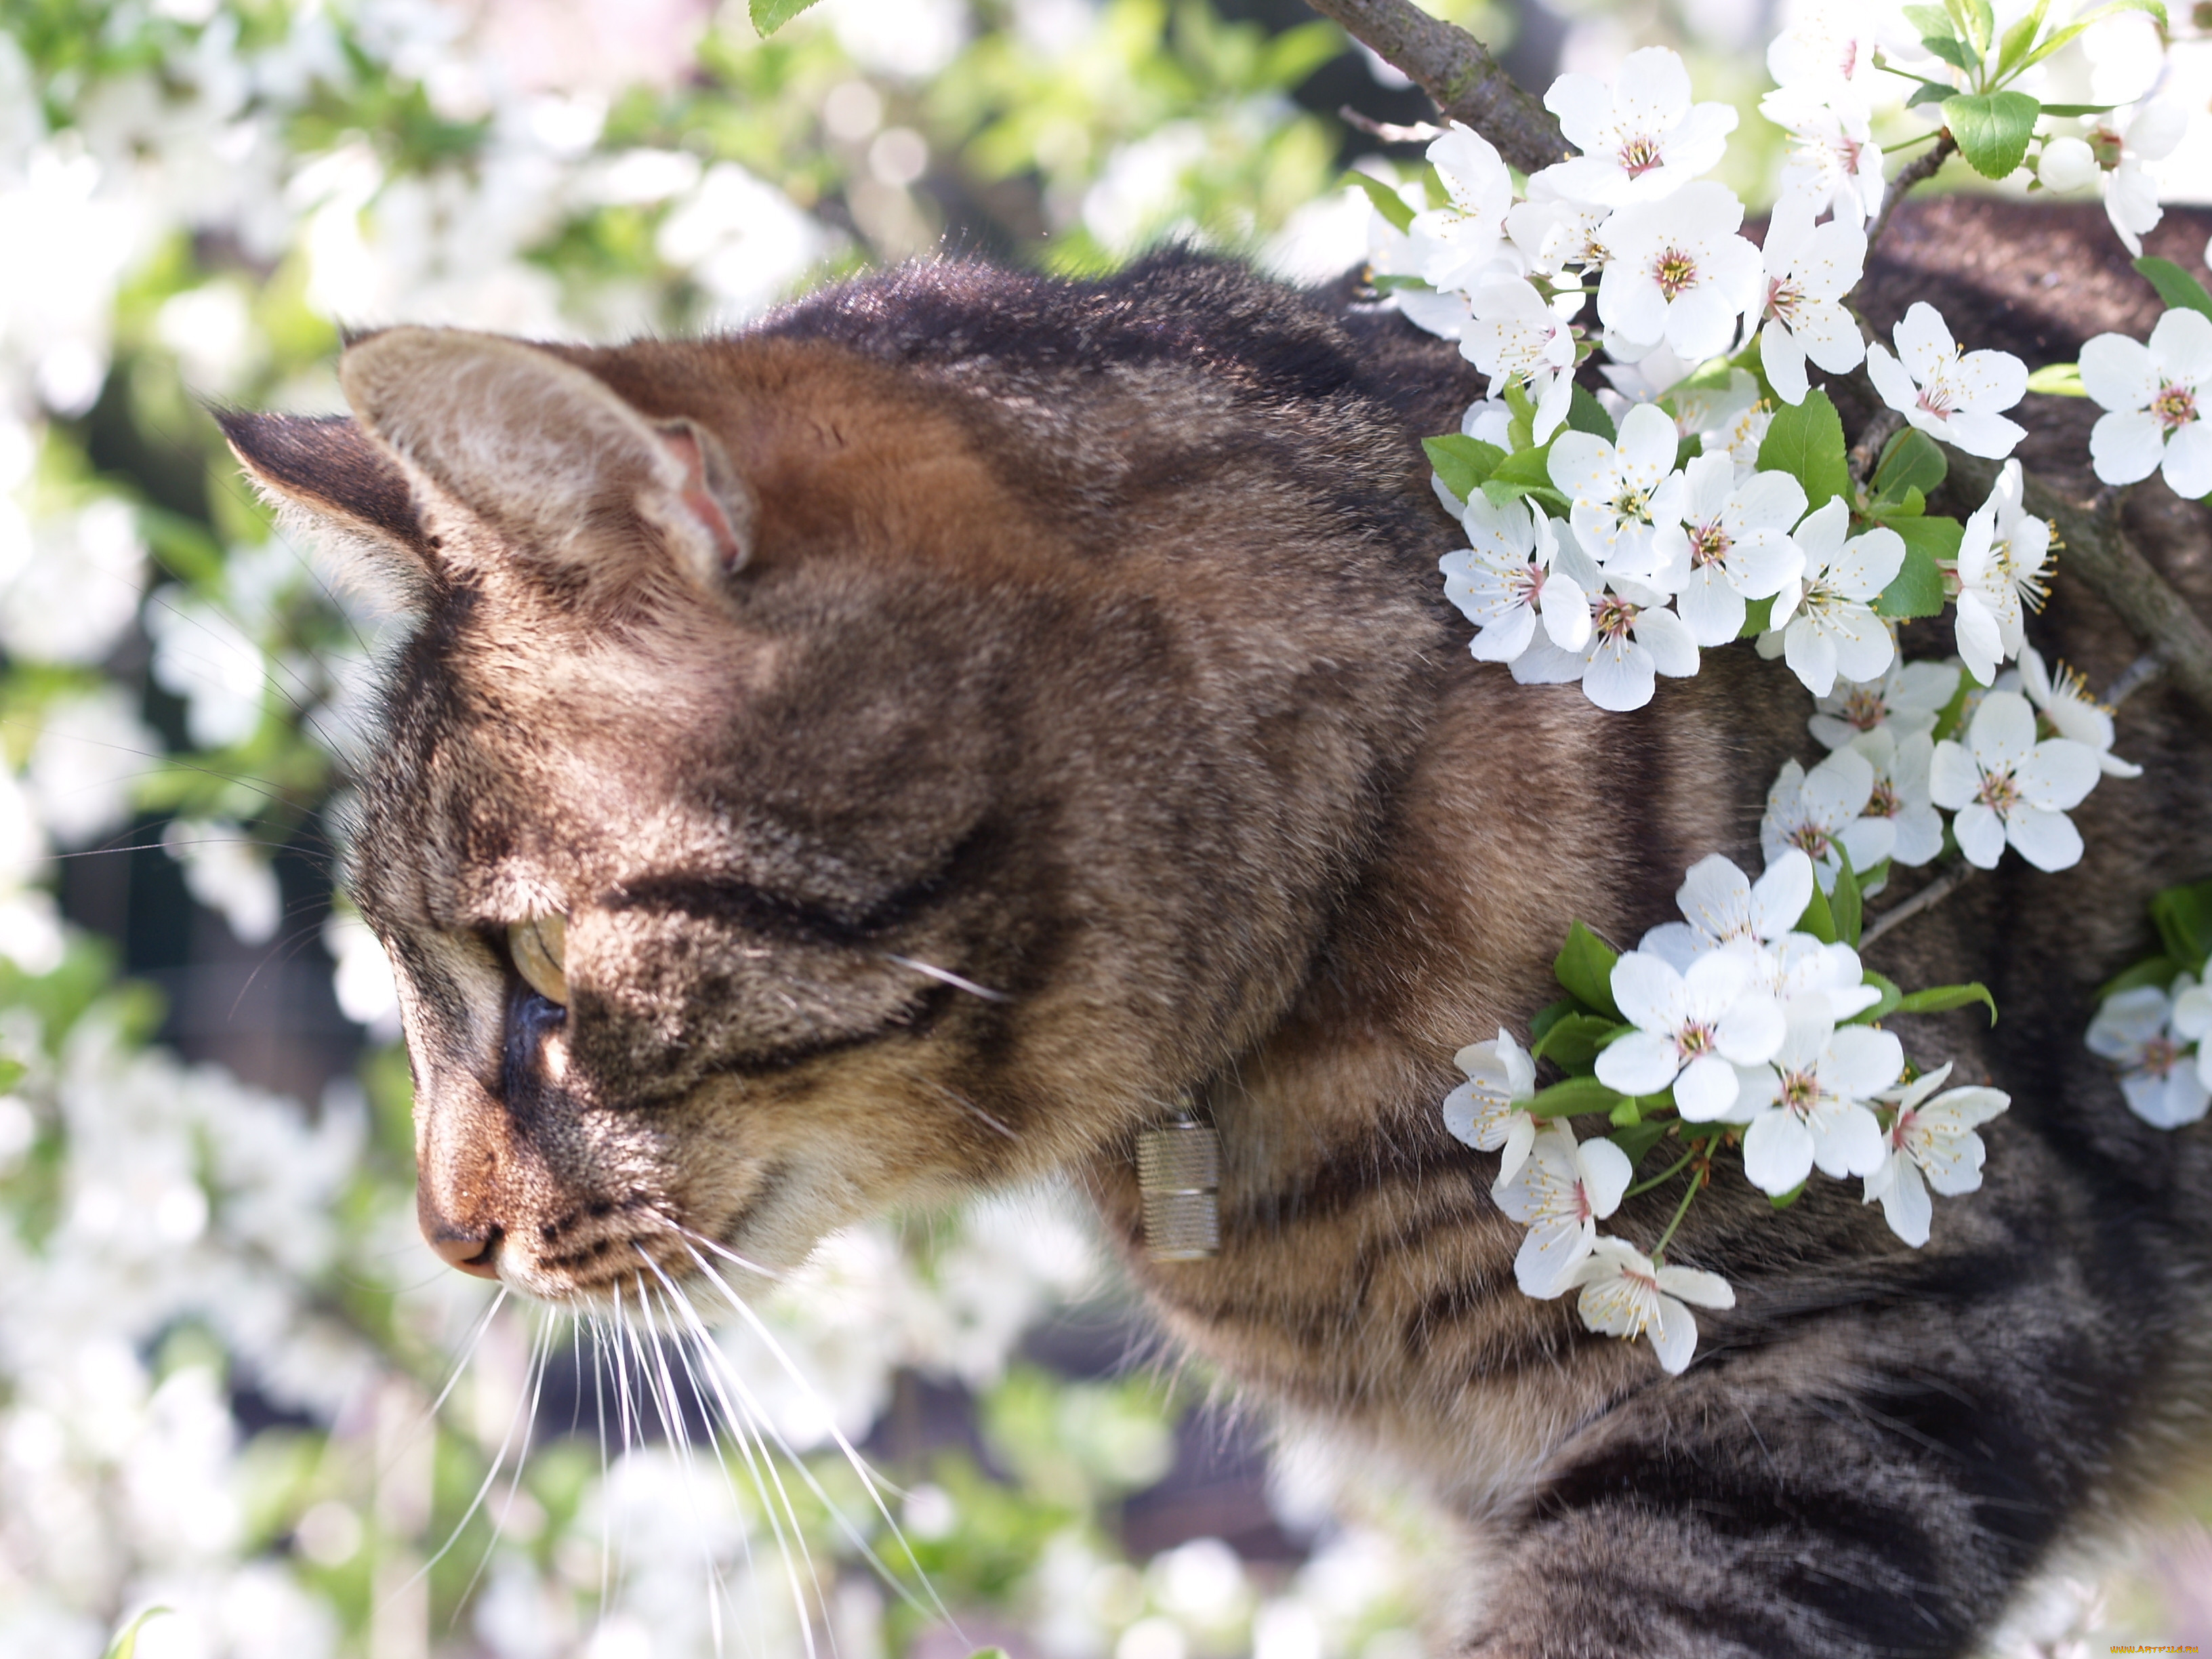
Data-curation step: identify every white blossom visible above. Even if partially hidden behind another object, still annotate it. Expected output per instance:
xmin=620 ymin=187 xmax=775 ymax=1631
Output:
xmin=1951 ymin=460 xmax=2053 ymax=686
xmin=1404 ymin=123 xmax=1517 ymax=292
xmin=2017 ymin=646 xmax=2141 ymax=779
xmin=1866 ymin=302 xmax=2029 ymax=459
xmin=1638 ymin=848 xmax=1814 ymax=968
xmin=1862 ymin=1063 xmax=2010 ymax=1246
xmin=2087 ymin=978 xmax=2211 ymax=1128
xmin=1510 ymin=577 xmax=1702 ymax=711
xmin=1764 ymin=0 xmax=1881 ymax=106
xmin=1595 ymin=182 xmax=1763 ymax=363
xmin=1674 ymin=453 xmax=1806 ymax=646
xmin=1537 ymin=47 xmax=1738 ymax=207
xmin=1764 ymin=95 xmax=1884 ymax=228
xmin=1766 ymin=497 xmax=1903 ymax=697
xmin=1441 ymin=494 xmax=1591 ymax=662
xmin=1739 ymin=1001 xmax=1903 ymax=1195
xmin=1459 ymin=278 xmax=1578 ymax=442
xmin=1761 ymin=744 xmax=1896 ymax=888
xmin=1568 ymin=1236 xmax=1734 ymax=1374
xmin=1441 ymin=1027 xmax=1539 ymax=1189
xmin=1849 ymin=725 xmax=1945 ymax=867
xmin=1753 ymin=190 xmax=1866 ymax=405
xmin=1807 ymin=659 xmax=1959 ymax=750
xmin=2081 ymin=307 xmax=2212 ymax=499
xmin=1546 ymin=401 xmax=1691 ymax=583
xmin=1597 ymin=947 xmax=1785 ymax=1120
xmin=1504 ymin=170 xmax=1612 ymax=276
xmin=1928 ymin=689 xmax=2100 ymax=872
xmin=2078 ymin=100 xmax=2187 ymax=258
xmin=1492 ymin=1126 xmax=1633 ymax=1298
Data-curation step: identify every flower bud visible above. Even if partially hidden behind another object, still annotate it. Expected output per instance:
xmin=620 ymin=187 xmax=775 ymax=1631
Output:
xmin=2038 ymin=137 xmax=2098 ymax=194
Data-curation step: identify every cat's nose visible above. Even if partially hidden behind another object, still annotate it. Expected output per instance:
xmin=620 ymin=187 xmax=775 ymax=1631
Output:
xmin=418 ymin=1189 xmax=503 ymax=1279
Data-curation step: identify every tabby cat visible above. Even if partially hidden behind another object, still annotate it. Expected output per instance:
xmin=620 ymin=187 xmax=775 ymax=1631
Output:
xmin=222 ymin=195 xmax=2212 ymax=1658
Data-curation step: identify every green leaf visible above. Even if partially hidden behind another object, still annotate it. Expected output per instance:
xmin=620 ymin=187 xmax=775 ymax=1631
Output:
xmin=1609 ymin=1097 xmax=1641 ymax=1126
xmin=1609 ymin=1118 xmax=1672 ymax=1164
xmin=1768 ymin=1180 xmax=1809 ymax=1211
xmin=1884 ymin=485 xmax=1927 ymax=518
xmin=2036 ymin=102 xmax=2124 ymax=117
xmin=1345 ymin=171 xmax=1415 ymax=234
xmin=1554 ymin=920 xmax=1622 ymax=1019
xmin=1528 ymin=996 xmax=1584 ymax=1046
xmin=1756 ymin=388 xmax=1850 ymax=510
xmin=1878 ymin=517 xmax=1961 ymax=618
xmin=1424 ymin=434 xmax=1505 ymax=503
xmin=1872 ymin=426 xmax=1948 ymax=500
xmin=1738 ymin=594 xmax=1776 ymax=638
xmin=1832 ymin=842 xmax=1864 ymax=949
xmin=2134 ymin=255 xmax=2212 ymax=321
xmin=1902 ymin=2 xmax=1958 ymax=37
xmin=1531 ymin=1014 xmax=1631 ymax=1073
xmin=1797 ymin=877 xmax=1839 ymax=945
xmin=1875 ymin=539 xmax=1946 ymax=623
xmin=1481 ymin=480 xmax=1571 ymax=513
xmin=1921 ymin=672 xmax=1971 ymax=747
xmin=1891 ymin=981 xmax=2001 ymax=1025
xmin=105 ymin=1611 xmax=172 ymax=1659
xmin=1966 ymin=0 xmax=1996 ymax=52
xmin=2096 ymin=954 xmax=2181 ymax=1001
xmin=1943 ymin=91 xmax=2043 ymax=181
xmin=2016 ymin=1 xmax=2169 ymax=75
xmin=1995 ymin=0 xmax=2048 ymax=77
xmin=2149 ymin=879 xmax=2212 ymax=972
xmin=1847 ymin=970 xmax=1906 ymax=1025
xmin=2025 ymin=361 xmax=2087 ymax=396
xmin=1528 ymin=1075 xmax=1629 ymax=1120
xmin=1503 ymin=378 xmax=1536 ymax=451
xmin=750 ymin=0 xmax=823 ymax=33
xmin=1567 ymin=381 xmax=1616 ymax=442
xmin=1922 ymin=33 xmax=1977 ymax=68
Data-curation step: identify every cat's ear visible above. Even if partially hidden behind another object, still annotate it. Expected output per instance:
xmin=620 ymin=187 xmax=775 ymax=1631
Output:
xmin=335 ymin=327 xmax=752 ymax=592
xmin=216 ymin=410 xmax=438 ymax=601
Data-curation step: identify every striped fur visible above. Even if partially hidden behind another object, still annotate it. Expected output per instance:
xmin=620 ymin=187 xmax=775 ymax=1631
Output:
xmin=224 ymin=197 xmax=2212 ymax=1657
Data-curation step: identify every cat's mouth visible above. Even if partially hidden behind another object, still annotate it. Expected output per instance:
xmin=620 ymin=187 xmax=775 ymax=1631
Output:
xmin=475 ymin=1156 xmax=810 ymax=1309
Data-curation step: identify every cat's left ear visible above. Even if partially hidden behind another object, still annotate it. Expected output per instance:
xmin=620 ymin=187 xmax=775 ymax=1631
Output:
xmin=336 ymin=326 xmax=753 ymax=592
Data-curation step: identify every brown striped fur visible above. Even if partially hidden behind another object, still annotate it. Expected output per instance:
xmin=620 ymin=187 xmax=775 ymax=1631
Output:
xmin=224 ymin=197 xmax=2212 ymax=1657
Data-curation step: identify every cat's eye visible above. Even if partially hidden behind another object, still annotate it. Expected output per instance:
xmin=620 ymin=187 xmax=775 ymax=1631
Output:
xmin=508 ymin=914 xmax=569 ymax=1006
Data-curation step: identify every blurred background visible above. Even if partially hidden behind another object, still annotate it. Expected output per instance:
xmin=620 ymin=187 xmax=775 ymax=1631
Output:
xmin=1 ymin=1 xmax=2209 ymax=1656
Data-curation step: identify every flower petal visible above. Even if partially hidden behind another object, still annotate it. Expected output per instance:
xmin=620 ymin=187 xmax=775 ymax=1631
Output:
xmin=1577 ymin=1136 xmax=1633 ymax=1218
xmin=1647 ymin=1293 xmax=1700 ymax=1373
xmin=2160 ymin=420 xmax=2212 ymax=500
xmin=1743 ymin=1108 xmax=1815 ymax=1195
xmin=1874 ymin=1156 xmax=1931 ymax=1246
xmin=1596 ymin=1029 xmax=1685 ymax=1095
xmin=2079 ymin=331 xmax=2160 ymax=412
xmin=1952 ymin=802 xmax=2006 ymax=868
xmin=2004 ymin=804 xmax=2085 ymax=872
xmin=2090 ymin=409 xmax=2168 ymax=487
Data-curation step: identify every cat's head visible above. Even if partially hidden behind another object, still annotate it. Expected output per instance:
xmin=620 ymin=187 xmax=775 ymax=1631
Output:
xmin=224 ymin=314 xmax=1436 ymax=1303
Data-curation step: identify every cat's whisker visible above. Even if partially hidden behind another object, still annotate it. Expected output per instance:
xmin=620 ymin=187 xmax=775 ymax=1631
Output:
xmin=628 ymin=1274 xmax=756 ymax=1659
xmin=449 ymin=1309 xmax=558 ymax=1620
xmin=400 ymin=1296 xmax=550 ymax=1600
xmin=423 ymin=1284 xmax=508 ymax=1426
xmin=883 ymin=952 xmax=1011 ymax=1003
xmin=901 ymin=1069 xmax=1019 ymax=1141
xmin=584 ymin=1312 xmax=617 ymax=1620
xmin=668 ymin=1221 xmax=786 ymax=1284
xmin=649 ymin=1275 xmax=815 ymax=1659
xmin=672 ymin=1235 xmax=946 ymax=1623
xmin=654 ymin=1254 xmax=949 ymax=1637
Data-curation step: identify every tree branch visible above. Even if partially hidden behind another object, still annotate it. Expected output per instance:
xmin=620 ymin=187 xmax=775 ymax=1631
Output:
xmin=1861 ymin=863 xmax=1973 ymax=949
xmin=1305 ymin=0 xmax=1568 ymax=178
xmin=1942 ymin=447 xmax=2212 ymax=723
xmin=1864 ymin=132 xmax=1955 ymax=260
